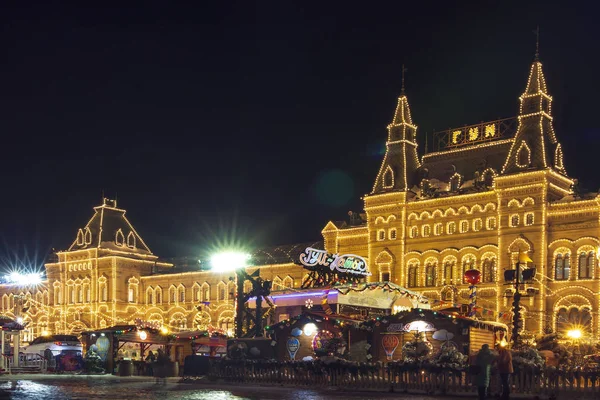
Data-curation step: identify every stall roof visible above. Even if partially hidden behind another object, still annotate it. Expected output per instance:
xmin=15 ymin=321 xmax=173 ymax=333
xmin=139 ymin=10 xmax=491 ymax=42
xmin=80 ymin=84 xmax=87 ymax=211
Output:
xmin=81 ymin=325 xmax=171 ymax=345
xmin=0 ymin=315 xmax=25 ymax=331
xmin=174 ymin=330 xmax=228 ymax=346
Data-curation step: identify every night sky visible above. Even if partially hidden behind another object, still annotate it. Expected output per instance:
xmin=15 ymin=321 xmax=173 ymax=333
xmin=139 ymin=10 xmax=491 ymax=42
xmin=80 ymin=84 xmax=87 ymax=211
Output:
xmin=1 ymin=2 xmax=599 ymax=267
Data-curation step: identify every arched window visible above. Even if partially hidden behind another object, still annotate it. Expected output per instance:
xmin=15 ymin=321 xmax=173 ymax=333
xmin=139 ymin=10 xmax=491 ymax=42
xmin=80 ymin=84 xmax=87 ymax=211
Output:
xmin=155 ymin=287 xmax=162 ymax=304
xmin=169 ymin=286 xmax=177 ymax=303
xmin=218 ymin=283 xmax=226 ymax=301
xmin=510 ymin=214 xmax=519 ymax=228
xmin=447 ymin=222 xmax=456 ymax=235
xmin=383 ymin=166 xmax=394 ymax=188
xmin=127 ymin=231 xmax=136 ymax=248
xmin=115 ymin=229 xmax=125 ymax=246
xmin=407 ymin=264 xmax=418 ymax=288
xmin=410 ymin=226 xmax=418 ymax=238
xmin=84 ymin=227 xmax=92 ymax=244
xmin=482 ymin=258 xmax=495 ymax=283
xmin=76 ymin=229 xmax=84 ymax=246
xmin=178 ymin=285 xmax=186 ymax=303
xmin=517 ymin=142 xmax=531 ymax=167
xmin=53 ymin=284 xmax=62 ymax=305
xmin=450 ymin=174 xmax=461 ymax=192
xmin=128 ymin=277 xmax=139 ymax=303
xmin=555 ymin=253 xmax=571 ymax=281
xmin=483 ymin=169 xmax=495 ymax=187
xmin=556 ymin=307 xmax=592 ymax=335
xmin=579 ymin=252 xmax=594 ymax=279
xmin=434 ymin=223 xmax=443 ymax=236
xmin=462 ymin=257 xmax=476 ymax=284
xmin=283 ymin=276 xmax=294 ymax=289
xmin=525 ymin=212 xmax=534 ymax=226
xmin=460 ymin=220 xmax=469 ymax=233
xmin=486 ymin=217 xmax=497 ymax=230
xmin=389 ymin=228 xmax=397 ymax=240
xmin=425 ymin=263 xmax=436 ymax=287
xmin=99 ymin=278 xmax=107 ymax=302
xmin=473 ymin=219 xmax=482 ymax=232
xmin=201 ymin=283 xmax=210 ymax=302
xmin=227 ymin=281 xmax=236 ymax=299
xmin=146 ymin=287 xmax=154 ymax=305
xmin=422 ymin=225 xmax=431 ymax=237
xmin=378 ymin=229 xmax=386 ymax=241
xmin=381 ymin=271 xmax=391 ymax=282
xmin=443 ymin=261 xmax=454 ymax=285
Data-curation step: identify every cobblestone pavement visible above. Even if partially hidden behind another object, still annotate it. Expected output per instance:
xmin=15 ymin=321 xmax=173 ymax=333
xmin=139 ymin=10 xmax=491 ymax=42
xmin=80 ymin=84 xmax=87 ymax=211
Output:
xmin=0 ymin=375 xmax=550 ymax=399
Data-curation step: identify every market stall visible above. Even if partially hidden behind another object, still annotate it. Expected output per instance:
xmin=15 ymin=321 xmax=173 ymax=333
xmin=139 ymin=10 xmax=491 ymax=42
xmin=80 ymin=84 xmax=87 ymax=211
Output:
xmin=81 ymin=324 xmax=173 ymax=375
xmin=265 ymin=311 xmax=367 ymax=362
xmin=363 ymin=308 xmax=508 ymax=363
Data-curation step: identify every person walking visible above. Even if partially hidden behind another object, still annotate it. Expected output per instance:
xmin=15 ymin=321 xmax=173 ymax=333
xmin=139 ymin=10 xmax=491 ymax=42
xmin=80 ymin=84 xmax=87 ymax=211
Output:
xmin=475 ymin=344 xmax=496 ymax=400
xmin=155 ymin=348 xmax=169 ymax=385
xmin=145 ymin=351 xmax=156 ymax=377
xmin=497 ymin=345 xmax=514 ymax=400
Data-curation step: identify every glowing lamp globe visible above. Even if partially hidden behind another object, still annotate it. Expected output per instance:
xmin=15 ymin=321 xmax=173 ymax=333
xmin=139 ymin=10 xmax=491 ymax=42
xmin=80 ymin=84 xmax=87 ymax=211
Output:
xmin=211 ymin=251 xmax=251 ymax=272
xmin=464 ymin=269 xmax=481 ymax=285
xmin=138 ymin=331 xmax=148 ymax=340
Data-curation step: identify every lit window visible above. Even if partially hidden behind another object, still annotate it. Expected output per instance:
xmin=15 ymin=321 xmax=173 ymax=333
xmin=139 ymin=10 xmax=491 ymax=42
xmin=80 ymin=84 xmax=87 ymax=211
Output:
xmin=525 ymin=212 xmax=534 ymax=226
xmin=447 ymin=222 xmax=456 ymax=235
xmin=407 ymin=264 xmax=418 ymax=288
xmin=389 ymin=228 xmax=397 ymax=240
xmin=425 ymin=263 xmax=436 ymax=287
xmin=473 ymin=219 xmax=482 ymax=232
xmin=486 ymin=217 xmax=497 ymax=230
xmin=378 ymin=230 xmax=386 ymax=241
xmin=578 ymin=252 xmax=594 ymax=279
xmin=443 ymin=261 xmax=454 ymax=284
xmin=422 ymin=225 xmax=431 ymax=237
xmin=482 ymin=259 xmax=495 ymax=283
xmin=510 ymin=214 xmax=519 ymax=228
xmin=434 ymin=223 xmax=443 ymax=236
xmin=460 ymin=220 xmax=469 ymax=233
xmin=555 ymin=253 xmax=570 ymax=281
xmin=410 ymin=226 xmax=418 ymax=238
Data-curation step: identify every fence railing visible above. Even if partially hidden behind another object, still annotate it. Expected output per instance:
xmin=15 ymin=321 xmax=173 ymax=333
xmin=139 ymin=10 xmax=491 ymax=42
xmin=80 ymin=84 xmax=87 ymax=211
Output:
xmin=1 ymin=353 xmax=48 ymax=373
xmin=208 ymin=360 xmax=600 ymax=397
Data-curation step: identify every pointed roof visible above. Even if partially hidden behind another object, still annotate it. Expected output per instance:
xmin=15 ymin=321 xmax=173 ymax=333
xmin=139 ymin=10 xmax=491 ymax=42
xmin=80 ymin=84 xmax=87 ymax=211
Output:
xmin=390 ymin=94 xmax=415 ymax=127
xmin=371 ymin=90 xmax=421 ymax=194
xmin=68 ymin=198 xmax=152 ymax=254
xmin=502 ymin=59 xmax=566 ymax=175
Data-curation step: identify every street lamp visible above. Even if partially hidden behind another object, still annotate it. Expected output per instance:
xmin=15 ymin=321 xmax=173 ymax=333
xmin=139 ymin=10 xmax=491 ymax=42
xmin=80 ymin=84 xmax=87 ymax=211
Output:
xmin=210 ymin=251 xmax=271 ymax=338
xmin=567 ymin=329 xmax=582 ymax=340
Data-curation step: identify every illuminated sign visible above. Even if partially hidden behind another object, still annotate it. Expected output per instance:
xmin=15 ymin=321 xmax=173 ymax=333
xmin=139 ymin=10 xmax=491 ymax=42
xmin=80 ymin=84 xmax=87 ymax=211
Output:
xmin=386 ymin=320 xmax=435 ymax=333
xmin=299 ymin=247 xmax=370 ymax=276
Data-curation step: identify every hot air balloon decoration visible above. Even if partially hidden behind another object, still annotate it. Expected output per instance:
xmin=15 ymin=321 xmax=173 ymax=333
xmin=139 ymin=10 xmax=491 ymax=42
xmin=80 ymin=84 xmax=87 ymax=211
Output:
xmin=463 ymin=269 xmax=481 ymax=285
xmin=382 ymin=335 xmax=400 ymax=360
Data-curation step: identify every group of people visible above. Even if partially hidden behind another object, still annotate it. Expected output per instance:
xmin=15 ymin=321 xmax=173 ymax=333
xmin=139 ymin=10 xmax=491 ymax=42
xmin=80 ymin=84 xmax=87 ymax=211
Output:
xmin=473 ymin=343 xmax=514 ymax=400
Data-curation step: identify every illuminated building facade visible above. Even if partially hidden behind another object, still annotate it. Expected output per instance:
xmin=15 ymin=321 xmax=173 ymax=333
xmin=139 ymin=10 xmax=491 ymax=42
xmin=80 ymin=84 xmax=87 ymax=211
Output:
xmin=322 ymin=56 xmax=598 ymax=338
xmin=0 ymin=200 xmax=311 ymax=341
xmin=0 ymin=56 xmax=596 ymax=343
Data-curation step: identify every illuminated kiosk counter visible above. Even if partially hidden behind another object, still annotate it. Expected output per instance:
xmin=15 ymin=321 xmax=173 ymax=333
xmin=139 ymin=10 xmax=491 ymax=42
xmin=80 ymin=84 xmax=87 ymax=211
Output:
xmin=249 ymin=281 xmax=430 ymax=325
xmin=366 ymin=309 xmax=508 ymax=363
xmin=259 ymin=282 xmax=431 ymax=362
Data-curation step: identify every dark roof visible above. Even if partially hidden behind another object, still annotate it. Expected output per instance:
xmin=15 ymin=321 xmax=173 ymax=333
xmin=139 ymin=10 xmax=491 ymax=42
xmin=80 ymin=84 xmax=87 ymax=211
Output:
xmin=250 ymin=241 xmax=324 ymax=265
xmin=422 ymin=139 xmax=513 ymax=183
xmin=68 ymin=199 xmax=152 ymax=254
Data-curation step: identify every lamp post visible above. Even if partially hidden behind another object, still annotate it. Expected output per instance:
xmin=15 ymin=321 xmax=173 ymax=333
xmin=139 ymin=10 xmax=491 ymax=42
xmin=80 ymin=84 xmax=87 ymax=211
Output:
xmin=211 ymin=251 xmax=272 ymax=338
xmin=504 ymin=251 xmax=536 ymax=347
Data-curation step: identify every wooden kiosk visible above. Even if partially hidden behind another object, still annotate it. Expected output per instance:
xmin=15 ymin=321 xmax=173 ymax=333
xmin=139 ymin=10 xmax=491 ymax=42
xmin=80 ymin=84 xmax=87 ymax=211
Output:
xmin=366 ymin=309 xmax=508 ymax=363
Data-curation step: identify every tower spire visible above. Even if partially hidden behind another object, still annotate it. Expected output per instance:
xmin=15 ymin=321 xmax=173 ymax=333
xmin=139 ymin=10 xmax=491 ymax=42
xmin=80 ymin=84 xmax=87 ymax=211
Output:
xmin=401 ymin=64 xmax=407 ymax=94
xmin=372 ymin=82 xmax=421 ymax=194
xmin=533 ymin=26 xmax=540 ymax=60
xmin=501 ymin=57 xmax=566 ymax=176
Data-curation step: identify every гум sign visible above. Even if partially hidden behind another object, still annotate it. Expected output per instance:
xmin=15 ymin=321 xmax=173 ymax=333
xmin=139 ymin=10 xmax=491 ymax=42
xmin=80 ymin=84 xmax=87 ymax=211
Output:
xmin=299 ymin=247 xmax=370 ymax=276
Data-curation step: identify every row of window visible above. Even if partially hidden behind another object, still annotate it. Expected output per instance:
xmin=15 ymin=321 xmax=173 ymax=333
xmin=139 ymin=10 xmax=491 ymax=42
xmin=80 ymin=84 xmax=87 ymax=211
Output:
xmin=554 ymin=252 xmax=595 ymax=280
xmin=405 ymin=258 xmax=497 ymax=288
xmin=509 ymin=213 xmax=535 ymax=228
xmin=408 ymin=217 xmax=497 ymax=239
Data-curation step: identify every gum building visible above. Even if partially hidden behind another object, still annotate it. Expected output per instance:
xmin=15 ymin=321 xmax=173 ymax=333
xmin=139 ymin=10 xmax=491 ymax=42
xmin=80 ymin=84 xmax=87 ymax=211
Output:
xmin=0 ymin=55 xmax=597 ymax=343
